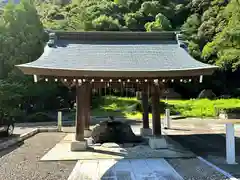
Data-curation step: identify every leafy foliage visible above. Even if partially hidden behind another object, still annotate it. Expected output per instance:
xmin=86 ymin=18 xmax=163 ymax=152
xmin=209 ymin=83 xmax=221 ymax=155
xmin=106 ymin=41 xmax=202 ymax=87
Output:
xmin=181 ymin=0 xmax=239 ymax=72
xmin=201 ymin=0 xmax=240 ymax=71
xmin=91 ymin=96 xmax=240 ymax=118
xmin=179 ymin=0 xmax=240 ymax=94
xmin=145 ymin=13 xmax=172 ymax=31
xmin=181 ymin=14 xmax=201 ymax=40
xmin=0 ymin=0 xmax=240 ymax=121
xmin=1 ymin=0 xmax=45 ymax=77
xmin=0 ymin=0 xmax=66 ymax=120
xmin=37 ymin=0 xmax=189 ymax=31
xmin=92 ymin=15 xmax=122 ymax=31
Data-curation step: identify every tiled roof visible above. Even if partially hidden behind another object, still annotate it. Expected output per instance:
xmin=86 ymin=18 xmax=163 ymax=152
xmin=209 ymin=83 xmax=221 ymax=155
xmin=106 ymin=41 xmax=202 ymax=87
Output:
xmin=16 ymin=31 xmax=218 ymax=78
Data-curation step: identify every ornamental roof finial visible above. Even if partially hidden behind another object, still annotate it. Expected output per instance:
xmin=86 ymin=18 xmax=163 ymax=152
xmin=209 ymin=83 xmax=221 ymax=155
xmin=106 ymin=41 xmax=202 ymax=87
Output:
xmin=176 ymin=32 xmax=188 ymax=51
xmin=47 ymin=32 xmax=57 ymax=47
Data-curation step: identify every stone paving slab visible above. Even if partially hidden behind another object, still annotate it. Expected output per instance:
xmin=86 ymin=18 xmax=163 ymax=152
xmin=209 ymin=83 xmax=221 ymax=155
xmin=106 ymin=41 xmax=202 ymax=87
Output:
xmin=68 ymin=158 xmax=184 ymax=180
xmin=41 ymin=133 xmax=195 ymax=161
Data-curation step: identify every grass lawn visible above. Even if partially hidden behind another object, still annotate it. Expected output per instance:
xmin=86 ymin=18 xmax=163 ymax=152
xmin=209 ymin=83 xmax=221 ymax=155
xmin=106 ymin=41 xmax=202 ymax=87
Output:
xmin=167 ymin=98 xmax=240 ymax=117
xmin=90 ymin=96 xmax=240 ymax=119
xmin=92 ymin=96 xmax=145 ymax=119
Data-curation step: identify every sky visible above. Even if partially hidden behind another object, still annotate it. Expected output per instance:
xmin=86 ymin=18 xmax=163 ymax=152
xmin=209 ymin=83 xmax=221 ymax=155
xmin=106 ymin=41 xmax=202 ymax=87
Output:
xmin=1 ymin=0 xmax=20 ymax=4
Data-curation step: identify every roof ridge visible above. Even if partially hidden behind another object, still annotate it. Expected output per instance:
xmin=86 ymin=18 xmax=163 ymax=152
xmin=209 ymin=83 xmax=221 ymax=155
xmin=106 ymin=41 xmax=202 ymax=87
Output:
xmin=47 ymin=31 xmax=178 ymax=41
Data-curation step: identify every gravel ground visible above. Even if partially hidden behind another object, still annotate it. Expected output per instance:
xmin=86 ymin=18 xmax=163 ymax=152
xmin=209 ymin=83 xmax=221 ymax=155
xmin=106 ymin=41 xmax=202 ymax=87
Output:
xmin=167 ymin=158 xmax=228 ymax=180
xmin=0 ymin=131 xmax=233 ymax=180
xmin=0 ymin=133 xmax=76 ymax=180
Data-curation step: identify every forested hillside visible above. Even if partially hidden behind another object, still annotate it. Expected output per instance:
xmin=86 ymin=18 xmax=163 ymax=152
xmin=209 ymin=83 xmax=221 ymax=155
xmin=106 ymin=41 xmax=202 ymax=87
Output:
xmin=35 ymin=0 xmax=240 ymax=71
xmin=0 ymin=0 xmax=239 ymax=120
xmin=37 ymin=0 xmax=190 ymax=31
xmin=35 ymin=0 xmax=240 ymax=93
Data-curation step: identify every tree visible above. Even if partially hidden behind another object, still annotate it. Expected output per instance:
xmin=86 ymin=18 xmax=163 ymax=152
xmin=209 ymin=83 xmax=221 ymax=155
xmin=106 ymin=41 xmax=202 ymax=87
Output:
xmin=0 ymin=0 xmax=49 ymax=118
xmin=188 ymin=41 xmax=202 ymax=60
xmin=37 ymin=0 xmax=192 ymax=32
xmin=181 ymin=13 xmax=201 ymax=40
xmin=0 ymin=18 xmax=7 ymax=79
xmin=140 ymin=1 xmax=162 ymax=17
xmin=1 ymin=0 xmax=45 ymax=77
xmin=191 ymin=0 xmax=211 ymax=14
xmin=92 ymin=15 xmax=121 ymax=31
xmin=114 ymin=0 xmax=127 ymax=6
xmin=145 ymin=13 xmax=171 ymax=32
xmin=171 ymin=3 xmax=190 ymax=29
xmin=202 ymin=0 xmax=240 ymax=71
xmin=124 ymin=11 xmax=145 ymax=31
xmin=198 ymin=17 xmax=216 ymax=42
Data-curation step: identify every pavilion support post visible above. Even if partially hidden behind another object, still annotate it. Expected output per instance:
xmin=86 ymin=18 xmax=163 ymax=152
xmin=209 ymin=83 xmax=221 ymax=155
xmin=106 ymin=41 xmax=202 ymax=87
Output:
xmin=148 ymin=83 xmax=167 ymax=149
xmin=75 ymin=84 xmax=85 ymax=141
xmin=140 ymin=85 xmax=152 ymax=136
xmin=71 ymin=83 xmax=87 ymax=151
xmin=151 ymin=83 xmax=161 ymax=136
xmin=84 ymin=82 xmax=92 ymax=138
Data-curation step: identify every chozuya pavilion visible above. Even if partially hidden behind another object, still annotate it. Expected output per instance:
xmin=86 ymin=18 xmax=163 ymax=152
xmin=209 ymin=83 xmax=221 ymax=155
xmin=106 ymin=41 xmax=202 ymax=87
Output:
xmin=16 ymin=31 xmax=217 ymax=151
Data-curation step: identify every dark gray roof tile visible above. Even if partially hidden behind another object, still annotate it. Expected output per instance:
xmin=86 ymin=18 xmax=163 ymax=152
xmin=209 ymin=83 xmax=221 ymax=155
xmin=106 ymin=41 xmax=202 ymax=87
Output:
xmin=17 ymin=31 xmax=218 ymax=77
xmin=20 ymin=40 xmax=216 ymax=71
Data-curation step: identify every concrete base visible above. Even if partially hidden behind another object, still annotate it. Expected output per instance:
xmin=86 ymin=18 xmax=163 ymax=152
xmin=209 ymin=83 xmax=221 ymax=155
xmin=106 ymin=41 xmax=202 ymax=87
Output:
xmin=140 ymin=128 xmax=152 ymax=136
xmin=84 ymin=129 xmax=92 ymax=138
xmin=148 ymin=136 xmax=167 ymax=149
xmin=71 ymin=140 xmax=87 ymax=151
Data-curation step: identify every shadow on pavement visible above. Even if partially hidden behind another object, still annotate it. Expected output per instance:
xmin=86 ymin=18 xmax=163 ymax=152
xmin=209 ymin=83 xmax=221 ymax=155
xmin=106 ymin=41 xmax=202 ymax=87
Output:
xmin=62 ymin=117 xmax=143 ymax=127
xmin=164 ymin=128 xmax=191 ymax=131
xmin=0 ymin=134 xmax=24 ymax=158
xmin=168 ymin=133 xmax=240 ymax=178
xmin=0 ymin=134 xmax=20 ymax=142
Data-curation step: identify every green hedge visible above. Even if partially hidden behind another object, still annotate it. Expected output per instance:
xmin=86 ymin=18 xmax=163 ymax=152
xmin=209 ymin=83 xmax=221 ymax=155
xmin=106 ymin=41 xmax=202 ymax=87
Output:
xmin=25 ymin=112 xmax=55 ymax=122
xmin=220 ymin=107 xmax=240 ymax=114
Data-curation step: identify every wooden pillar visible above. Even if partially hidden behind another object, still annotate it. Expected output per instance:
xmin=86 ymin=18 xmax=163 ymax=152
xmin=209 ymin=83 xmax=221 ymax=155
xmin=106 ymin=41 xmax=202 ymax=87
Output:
xmin=142 ymin=85 xmax=149 ymax=129
xmin=84 ymin=82 xmax=91 ymax=130
xmin=151 ymin=83 xmax=161 ymax=136
xmin=75 ymin=84 xmax=85 ymax=141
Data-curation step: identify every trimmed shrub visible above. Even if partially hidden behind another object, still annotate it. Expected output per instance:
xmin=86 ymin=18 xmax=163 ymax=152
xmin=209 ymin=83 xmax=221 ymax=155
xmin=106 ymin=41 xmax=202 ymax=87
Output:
xmin=25 ymin=112 xmax=55 ymax=122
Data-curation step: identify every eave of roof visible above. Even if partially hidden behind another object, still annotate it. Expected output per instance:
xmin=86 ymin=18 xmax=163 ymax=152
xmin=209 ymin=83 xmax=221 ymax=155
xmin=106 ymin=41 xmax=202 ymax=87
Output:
xmin=16 ymin=31 xmax=218 ymax=78
xmin=16 ymin=66 xmax=216 ymax=78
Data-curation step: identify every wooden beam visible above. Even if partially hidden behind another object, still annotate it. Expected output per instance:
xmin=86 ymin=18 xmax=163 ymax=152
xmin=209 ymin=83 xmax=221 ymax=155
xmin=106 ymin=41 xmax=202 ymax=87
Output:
xmin=20 ymin=65 xmax=215 ymax=78
xmin=151 ymin=83 xmax=161 ymax=136
xmin=75 ymin=84 xmax=85 ymax=141
xmin=38 ymin=76 xmax=199 ymax=85
xmin=43 ymin=76 xmax=193 ymax=81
